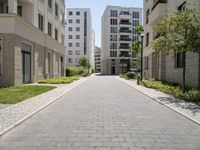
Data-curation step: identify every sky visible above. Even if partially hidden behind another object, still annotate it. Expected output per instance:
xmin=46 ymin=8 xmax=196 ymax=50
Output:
xmin=65 ymin=0 xmax=143 ymax=47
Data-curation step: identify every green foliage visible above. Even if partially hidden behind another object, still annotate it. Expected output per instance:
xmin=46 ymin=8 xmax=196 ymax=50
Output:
xmin=38 ymin=77 xmax=79 ymax=84
xmin=141 ymin=80 xmax=200 ymax=104
xmin=0 ymin=86 xmax=55 ymax=104
xmin=79 ymin=57 xmax=88 ymax=68
xmin=66 ymin=67 xmax=84 ymax=77
xmin=121 ymin=72 xmax=137 ymax=80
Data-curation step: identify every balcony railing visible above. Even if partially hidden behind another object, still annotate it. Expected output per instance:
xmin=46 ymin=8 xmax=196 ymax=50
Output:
xmin=119 ymin=46 xmax=130 ymax=49
xmin=152 ymin=0 xmax=168 ymax=11
xmin=119 ymin=30 xmax=131 ymax=33
xmin=119 ymin=22 xmax=132 ymax=25
xmin=119 ymin=38 xmax=131 ymax=41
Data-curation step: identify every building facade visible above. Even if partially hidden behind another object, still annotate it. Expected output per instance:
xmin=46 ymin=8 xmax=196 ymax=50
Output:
xmin=101 ymin=6 xmax=142 ymax=75
xmin=0 ymin=0 xmax=65 ymax=86
xmin=94 ymin=46 xmax=101 ymax=73
xmin=65 ymin=8 xmax=93 ymax=68
xmin=143 ymin=0 xmax=200 ymax=88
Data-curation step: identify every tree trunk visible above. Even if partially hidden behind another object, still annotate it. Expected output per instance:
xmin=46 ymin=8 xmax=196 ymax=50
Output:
xmin=198 ymin=53 xmax=200 ymax=89
xmin=182 ymin=51 xmax=186 ymax=92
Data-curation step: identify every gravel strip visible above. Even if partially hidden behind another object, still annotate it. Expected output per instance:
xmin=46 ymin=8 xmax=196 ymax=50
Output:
xmin=117 ymin=77 xmax=200 ymax=125
xmin=0 ymin=77 xmax=89 ymax=135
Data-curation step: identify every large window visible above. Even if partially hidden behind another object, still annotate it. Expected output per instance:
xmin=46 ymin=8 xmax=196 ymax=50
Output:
xmin=55 ymin=3 xmax=58 ymax=16
xmin=110 ymin=51 xmax=117 ymax=57
xmin=175 ymin=52 xmax=183 ymax=68
xmin=0 ymin=38 xmax=2 ymax=76
xmin=55 ymin=28 xmax=58 ymax=41
xmin=146 ymin=33 xmax=149 ymax=46
xmin=48 ymin=22 xmax=52 ymax=36
xmin=48 ymin=0 xmax=52 ymax=8
xmin=110 ymin=10 xmax=118 ymax=17
xmin=110 ymin=43 xmax=117 ymax=49
xmin=110 ymin=27 xmax=117 ymax=33
xmin=110 ymin=19 xmax=117 ymax=25
xmin=133 ymin=12 xmax=139 ymax=18
xmin=38 ymin=14 xmax=44 ymax=31
xmin=133 ymin=20 xmax=139 ymax=26
xmin=110 ymin=35 xmax=117 ymax=41
xmin=146 ymin=9 xmax=150 ymax=24
xmin=144 ymin=56 xmax=149 ymax=69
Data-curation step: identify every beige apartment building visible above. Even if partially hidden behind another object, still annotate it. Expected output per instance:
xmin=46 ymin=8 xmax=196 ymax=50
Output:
xmin=101 ymin=6 xmax=142 ymax=75
xmin=0 ymin=0 xmax=65 ymax=86
xmin=143 ymin=0 xmax=200 ymax=88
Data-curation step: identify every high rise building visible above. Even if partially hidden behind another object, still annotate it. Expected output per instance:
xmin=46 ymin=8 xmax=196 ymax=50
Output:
xmin=0 ymin=0 xmax=65 ymax=86
xmin=143 ymin=0 xmax=200 ymax=88
xmin=65 ymin=8 xmax=93 ymax=68
xmin=101 ymin=6 xmax=142 ymax=75
xmin=94 ymin=46 xmax=101 ymax=73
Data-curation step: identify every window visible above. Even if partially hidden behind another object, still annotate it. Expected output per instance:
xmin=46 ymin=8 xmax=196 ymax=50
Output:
xmin=17 ymin=6 xmax=22 ymax=16
xmin=76 ymin=43 xmax=80 ymax=47
xmin=133 ymin=20 xmax=139 ymax=26
xmin=110 ymin=51 xmax=117 ymax=57
xmin=133 ymin=28 xmax=137 ymax=34
xmin=132 ymin=36 xmax=139 ymax=42
xmin=110 ymin=43 xmax=117 ymax=49
xmin=55 ymin=28 xmax=58 ymax=41
xmin=68 ymin=43 xmax=72 ymax=47
xmin=38 ymin=14 xmax=44 ymax=31
xmin=55 ymin=3 xmax=58 ymax=16
xmin=76 ymin=11 xmax=80 ymax=15
xmin=76 ymin=50 xmax=80 ymax=55
xmin=0 ymin=38 xmax=2 ymax=76
xmin=68 ymin=35 xmax=72 ymax=39
xmin=146 ymin=33 xmax=149 ymax=46
xmin=110 ymin=27 xmax=117 ymax=33
xmin=68 ymin=19 xmax=73 ymax=23
xmin=178 ymin=2 xmax=186 ymax=12
xmin=48 ymin=0 xmax=52 ymax=8
xmin=76 ymin=27 xmax=80 ymax=31
xmin=111 ymin=10 xmax=118 ymax=17
xmin=133 ymin=12 xmax=139 ymax=18
xmin=76 ymin=58 xmax=79 ymax=63
xmin=110 ymin=35 xmax=117 ymax=41
xmin=48 ymin=22 xmax=52 ymax=36
xmin=76 ymin=19 xmax=80 ymax=24
xmin=144 ymin=56 xmax=149 ymax=69
xmin=69 ymin=11 xmax=73 ymax=15
xmin=110 ymin=19 xmax=117 ymax=25
xmin=175 ymin=52 xmax=183 ymax=68
xmin=146 ymin=9 xmax=150 ymax=24
xmin=68 ymin=27 xmax=72 ymax=31
xmin=76 ymin=35 xmax=80 ymax=39
xmin=68 ymin=58 xmax=72 ymax=63
xmin=68 ymin=51 xmax=72 ymax=55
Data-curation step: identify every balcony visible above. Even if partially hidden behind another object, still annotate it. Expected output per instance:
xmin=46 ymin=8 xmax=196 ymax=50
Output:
xmin=149 ymin=1 xmax=167 ymax=25
xmin=119 ymin=28 xmax=131 ymax=34
xmin=119 ymin=44 xmax=130 ymax=49
xmin=119 ymin=19 xmax=132 ymax=26
xmin=119 ymin=37 xmax=131 ymax=41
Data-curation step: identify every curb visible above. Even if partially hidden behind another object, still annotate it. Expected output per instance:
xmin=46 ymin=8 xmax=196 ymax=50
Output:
xmin=0 ymin=77 xmax=90 ymax=137
xmin=117 ymin=77 xmax=200 ymax=126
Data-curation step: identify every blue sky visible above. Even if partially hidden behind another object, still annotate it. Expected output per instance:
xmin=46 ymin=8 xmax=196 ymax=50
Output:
xmin=65 ymin=0 xmax=143 ymax=47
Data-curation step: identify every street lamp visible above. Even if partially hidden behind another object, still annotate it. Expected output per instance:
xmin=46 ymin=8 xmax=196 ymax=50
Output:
xmin=140 ymin=30 xmax=144 ymax=81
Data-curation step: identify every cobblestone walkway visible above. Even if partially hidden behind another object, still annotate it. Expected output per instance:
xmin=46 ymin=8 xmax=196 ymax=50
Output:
xmin=0 ymin=76 xmax=200 ymax=150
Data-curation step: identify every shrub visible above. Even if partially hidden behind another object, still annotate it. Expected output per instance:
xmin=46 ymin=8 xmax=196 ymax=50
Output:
xmin=38 ymin=77 xmax=79 ymax=84
xmin=122 ymin=72 xmax=137 ymax=80
xmin=66 ymin=67 xmax=84 ymax=76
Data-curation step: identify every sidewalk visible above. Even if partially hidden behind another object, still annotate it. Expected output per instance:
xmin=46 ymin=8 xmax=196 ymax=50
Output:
xmin=0 ymin=77 xmax=89 ymax=136
xmin=117 ymin=77 xmax=200 ymax=125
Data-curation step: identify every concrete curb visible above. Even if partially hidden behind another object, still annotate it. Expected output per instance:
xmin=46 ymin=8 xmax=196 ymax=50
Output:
xmin=0 ymin=77 xmax=91 ymax=137
xmin=117 ymin=77 xmax=200 ymax=126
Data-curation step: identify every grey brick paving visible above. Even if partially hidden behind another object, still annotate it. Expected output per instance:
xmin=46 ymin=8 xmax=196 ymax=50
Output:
xmin=0 ymin=76 xmax=200 ymax=150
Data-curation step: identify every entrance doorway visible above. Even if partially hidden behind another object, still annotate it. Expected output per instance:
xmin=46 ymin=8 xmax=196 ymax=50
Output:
xmin=21 ymin=43 xmax=31 ymax=83
xmin=111 ymin=66 xmax=115 ymax=75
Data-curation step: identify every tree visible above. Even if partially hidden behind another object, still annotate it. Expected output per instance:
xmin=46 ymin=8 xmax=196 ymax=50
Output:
xmin=151 ymin=8 xmax=200 ymax=91
xmin=79 ymin=57 xmax=88 ymax=69
xmin=132 ymin=25 xmax=143 ymax=67
xmin=86 ymin=61 xmax=91 ymax=74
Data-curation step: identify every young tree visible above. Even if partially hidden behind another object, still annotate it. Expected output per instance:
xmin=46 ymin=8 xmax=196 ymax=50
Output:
xmin=79 ymin=57 xmax=88 ymax=69
xmin=151 ymin=8 xmax=200 ymax=91
xmin=86 ymin=61 xmax=91 ymax=74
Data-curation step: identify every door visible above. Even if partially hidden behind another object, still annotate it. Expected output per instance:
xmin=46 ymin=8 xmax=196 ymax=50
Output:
xmin=21 ymin=43 xmax=31 ymax=83
xmin=111 ymin=66 xmax=115 ymax=75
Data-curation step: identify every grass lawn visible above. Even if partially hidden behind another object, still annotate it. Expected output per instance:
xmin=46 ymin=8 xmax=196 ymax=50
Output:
xmin=38 ymin=77 xmax=79 ymax=84
xmin=0 ymin=86 xmax=56 ymax=104
xmin=140 ymin=80 xmax=200 ymax=105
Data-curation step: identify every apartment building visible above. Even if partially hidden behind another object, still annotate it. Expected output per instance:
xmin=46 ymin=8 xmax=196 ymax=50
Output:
xmin=94 ymin=46 xmax=101 ymax=73
xmin=0 ymin=0 xmax=65 ymax=86
xmin=65 ymin=8 xmax=93 ymax=68
xmin=101 ymin=6 xmax=142 ymax=75
xmin=143 ymin=0 xmax=200 ymax=88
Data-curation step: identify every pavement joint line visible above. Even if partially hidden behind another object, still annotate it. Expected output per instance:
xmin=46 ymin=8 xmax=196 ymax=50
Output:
xmin=117 ymin=77 xmax=200 ymax=126
xmin=0 ymin=76 xmax=91 ymax=137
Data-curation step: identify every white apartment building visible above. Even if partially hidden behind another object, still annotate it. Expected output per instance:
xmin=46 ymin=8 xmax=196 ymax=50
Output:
xmin=0 ymin=0 xmax=66 ymax=86
xmin=65 ymin=8 xmax=93 ymax=68
xmin=143 ymin=0 xmax=200 ymax=88
xmin=101 ymin=6 xmax=142 ymax=75
xmin=94 ymin=46 xmax=101 ymax=73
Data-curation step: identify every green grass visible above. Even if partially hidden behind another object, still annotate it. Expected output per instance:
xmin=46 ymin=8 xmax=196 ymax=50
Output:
xmin=0 ymin=86 xmax=55 ymax=104
xmin=140 ymin=79 xmax=200 ymax=104
xmin=38 ymin=77 xmax=79 ymax=84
